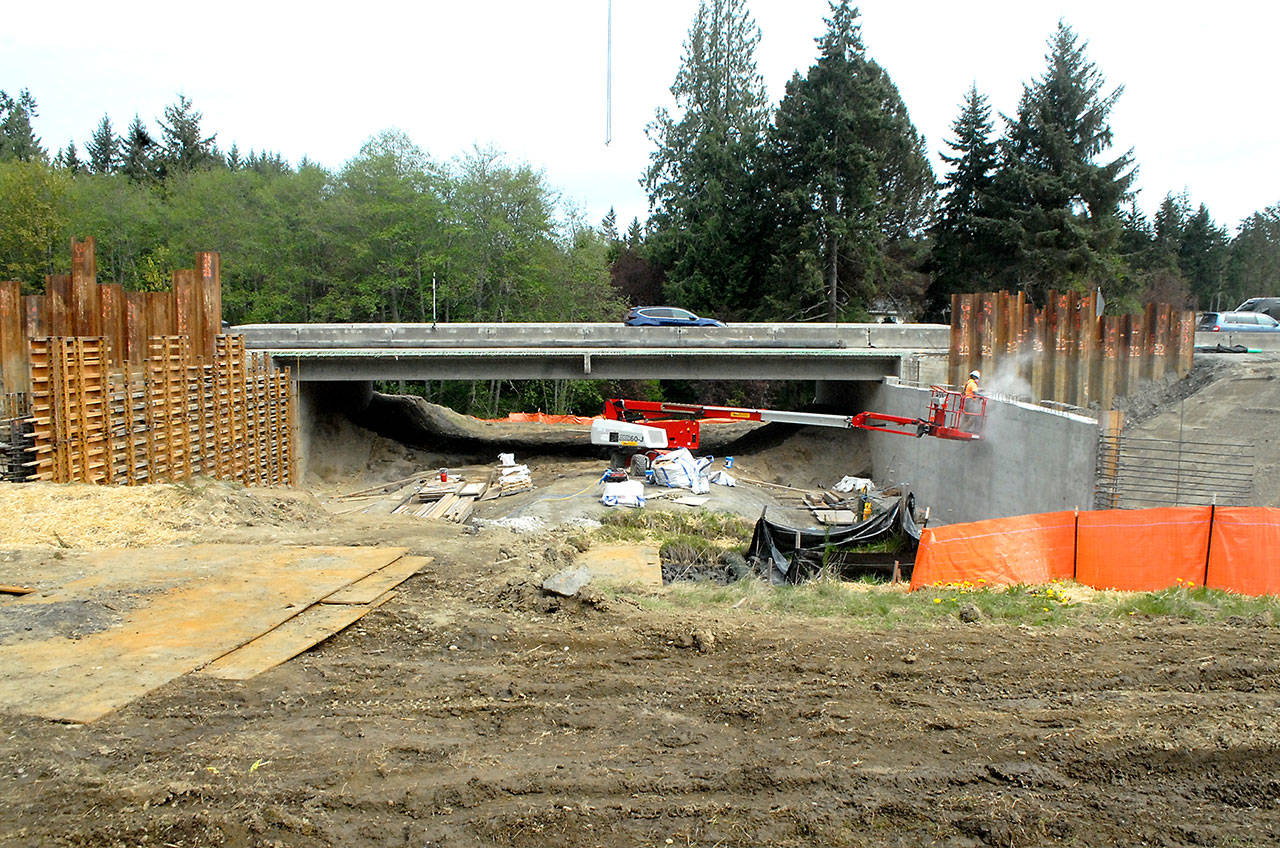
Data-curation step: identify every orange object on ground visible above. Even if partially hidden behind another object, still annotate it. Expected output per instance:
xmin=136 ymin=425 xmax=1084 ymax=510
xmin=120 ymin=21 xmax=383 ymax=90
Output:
xmin=910 ymin=511 xmax=1077 ymax=590
xmin=1075 ymin=507 xmax=1211 ymax=592
xmin=481 ymin=412 xmax=598 ymax=425
xmin=1206 ymin=507 xmax=1280 ymax=596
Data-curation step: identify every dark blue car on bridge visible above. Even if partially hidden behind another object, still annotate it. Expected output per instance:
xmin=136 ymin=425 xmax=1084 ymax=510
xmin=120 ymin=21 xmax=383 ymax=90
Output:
xmin=623 ymin=306 xmax=725 ymax=327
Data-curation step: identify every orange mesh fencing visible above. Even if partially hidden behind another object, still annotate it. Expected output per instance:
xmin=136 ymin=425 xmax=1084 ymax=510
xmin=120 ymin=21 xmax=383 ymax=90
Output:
xmin=1206 ymin=507 xmax=1280 ymax=596
xmin=481 ymin=412 xmax=598 ymax=425
xmin=1074 ymin=507 xmax=1211 ymax=592
xmin=910 ymin=511 xmax=1077 ymax=590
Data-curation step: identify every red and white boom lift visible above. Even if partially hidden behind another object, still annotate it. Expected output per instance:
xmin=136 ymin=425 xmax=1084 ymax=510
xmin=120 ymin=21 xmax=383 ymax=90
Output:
xmin=590 ymin=387 xmax=986 ymax=464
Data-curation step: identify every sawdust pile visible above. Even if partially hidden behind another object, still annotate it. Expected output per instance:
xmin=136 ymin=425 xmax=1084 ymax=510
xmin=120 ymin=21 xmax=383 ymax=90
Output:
xmin=0 ymin=479 xmax=328 ymax=549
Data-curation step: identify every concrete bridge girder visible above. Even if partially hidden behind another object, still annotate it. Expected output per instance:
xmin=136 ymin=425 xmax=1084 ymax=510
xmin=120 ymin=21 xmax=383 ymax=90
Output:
xmin=264 ymin=348 xmax=909 ymax=382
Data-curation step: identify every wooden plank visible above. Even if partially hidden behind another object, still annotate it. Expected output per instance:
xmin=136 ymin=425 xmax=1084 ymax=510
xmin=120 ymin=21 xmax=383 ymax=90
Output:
xmin=0 ymin=544 xmax=409 ymax=723
xmin=199 ymin=591 xmax=396 ymax=681
xmin=426 ymin=493 xmax=459 ymax=519
xmin=0 ymin=585 xmax=35 ymax=596
xmin=322 ymin=555 xmax=432 ymax=605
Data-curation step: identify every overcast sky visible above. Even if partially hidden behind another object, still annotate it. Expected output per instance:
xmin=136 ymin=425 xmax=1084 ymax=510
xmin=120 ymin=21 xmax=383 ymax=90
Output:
xmin=4 ymin=0 xmax=1277 ymax=235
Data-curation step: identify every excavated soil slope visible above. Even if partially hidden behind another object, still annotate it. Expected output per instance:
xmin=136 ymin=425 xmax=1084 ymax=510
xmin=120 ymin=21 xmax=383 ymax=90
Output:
xmin=1119 ymin=352 xmax=1280 ymax=505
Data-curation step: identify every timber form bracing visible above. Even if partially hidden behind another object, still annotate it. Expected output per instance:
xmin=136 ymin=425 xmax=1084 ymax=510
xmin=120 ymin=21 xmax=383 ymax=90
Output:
xmin=0 ymin=238 xmax=296 ymax=485
xmin=949 ymin=291 xmax=1195 ymax=410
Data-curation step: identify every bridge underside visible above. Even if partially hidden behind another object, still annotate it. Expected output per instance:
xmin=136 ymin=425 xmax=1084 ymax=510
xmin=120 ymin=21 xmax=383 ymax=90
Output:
xmin=267 ymin=348 xmax=908 ymax=382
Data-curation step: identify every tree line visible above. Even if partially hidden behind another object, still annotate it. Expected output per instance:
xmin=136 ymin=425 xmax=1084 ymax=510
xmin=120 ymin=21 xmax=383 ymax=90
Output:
xmin=0 ymin=96 xmax=622 ymax=329
xmin=634 ymin=0 xmax=1279 ymax=321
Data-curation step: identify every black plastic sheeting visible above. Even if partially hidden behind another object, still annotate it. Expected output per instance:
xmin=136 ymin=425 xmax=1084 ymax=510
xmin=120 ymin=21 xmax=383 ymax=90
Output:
xmin=746 ymin=494 xmax=922 ymax=584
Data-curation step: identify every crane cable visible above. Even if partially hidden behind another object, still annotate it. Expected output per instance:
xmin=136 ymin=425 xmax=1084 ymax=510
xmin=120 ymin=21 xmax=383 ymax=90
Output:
xmin=605 ymin=0 xmax=613 ymax=146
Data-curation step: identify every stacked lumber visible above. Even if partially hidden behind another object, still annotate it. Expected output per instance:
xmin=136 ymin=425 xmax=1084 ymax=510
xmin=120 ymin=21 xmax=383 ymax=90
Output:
xmin=392 ymin=479 xmax=487 ymax=522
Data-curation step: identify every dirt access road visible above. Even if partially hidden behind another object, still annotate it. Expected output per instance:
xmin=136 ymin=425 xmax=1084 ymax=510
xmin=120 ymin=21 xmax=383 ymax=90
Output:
xmin=4 ymin=360 xmax=1280 ymax=847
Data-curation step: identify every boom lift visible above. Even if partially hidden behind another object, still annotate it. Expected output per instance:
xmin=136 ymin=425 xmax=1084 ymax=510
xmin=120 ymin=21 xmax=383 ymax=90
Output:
xmin=592 ymin=388 xmax=986 ymax=459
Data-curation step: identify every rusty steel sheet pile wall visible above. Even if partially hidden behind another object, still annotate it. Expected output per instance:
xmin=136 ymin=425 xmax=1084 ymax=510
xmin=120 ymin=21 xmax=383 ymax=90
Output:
xmin=912 ymin=506 xmax=1280 ymax=597
xmin=0 ymin=239 xmax=295 ymax=486
xmin=950 ymin=291 xmax=1195 ymax=409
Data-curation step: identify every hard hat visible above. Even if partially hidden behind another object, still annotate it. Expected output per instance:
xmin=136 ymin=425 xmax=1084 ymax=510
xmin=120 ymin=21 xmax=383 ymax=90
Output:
xmin=969 ymin=370 xmax=980 ymax=379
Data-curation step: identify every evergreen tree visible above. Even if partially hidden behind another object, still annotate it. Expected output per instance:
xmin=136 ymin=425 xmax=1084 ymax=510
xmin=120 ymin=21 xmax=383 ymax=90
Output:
xmin=1226 ymin=204 xmax=1280 ymax=308
xmin=157 ymin=95 xmax=218 ymax=175
xmin=1178 ymin=203 xmax=1228 ymax=307
xmin=0 ymin=89 xmax=45 ymax=162
xmin=57 ymin=142 xmax=85 ymax=174
xmin=990 ymin=22 xmax=1135 ymax=301
xmin=86 ymin=114 xmax=119 ymax=174
xmin=625 ymin=218 xmax=644 ymax=248
xmin=245 ymin=149 xmax=290 ymax=175
xmin=928 ymin=84 xmax=1006 ymax=309
xmin=767 ymin=1 xmax=935 ymax=320
xmin=600 ymin=207 xmax=618 ymax=242
xmin=1150 ymin=192 xmax=1188 ymax=265
xmin=120 ymin=115 xmax=158 ymax=183
xmin=226 ymin=143 xmax=242 ymax=170
xmin=643 ymin=0 xmax=773 ymax=318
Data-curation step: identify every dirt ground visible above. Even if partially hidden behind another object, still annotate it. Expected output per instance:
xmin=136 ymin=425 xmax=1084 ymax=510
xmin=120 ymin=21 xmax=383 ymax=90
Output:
xmin=4 ymin=363 xmax=1280 ymax=847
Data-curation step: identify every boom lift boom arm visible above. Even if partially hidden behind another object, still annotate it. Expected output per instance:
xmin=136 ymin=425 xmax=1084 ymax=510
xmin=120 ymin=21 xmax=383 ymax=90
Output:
xmin=602 ymin=388 xmax=985 ymax=449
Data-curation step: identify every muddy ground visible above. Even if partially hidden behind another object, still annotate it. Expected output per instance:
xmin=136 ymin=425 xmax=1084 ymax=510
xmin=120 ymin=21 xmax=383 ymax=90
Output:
xmin=4 ymin=362 xmax=1280 ymax=847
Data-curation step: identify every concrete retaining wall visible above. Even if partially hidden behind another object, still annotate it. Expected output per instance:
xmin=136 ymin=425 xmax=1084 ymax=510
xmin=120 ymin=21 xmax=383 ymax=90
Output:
xmin=858 ymin=380 xmax=1098 ymax=526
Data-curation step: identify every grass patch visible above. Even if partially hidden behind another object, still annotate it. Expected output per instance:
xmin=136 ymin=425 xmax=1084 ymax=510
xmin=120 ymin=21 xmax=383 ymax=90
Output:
xmin=582 ymin=508 xmax=754 ymax=562
xmin=635 ymin=576 xmax=1280 ymax=628
xmin=596 ymin=508 xmax=753 ymax=540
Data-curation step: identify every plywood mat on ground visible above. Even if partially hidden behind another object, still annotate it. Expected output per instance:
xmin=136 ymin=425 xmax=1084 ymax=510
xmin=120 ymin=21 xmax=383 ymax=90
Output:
xmin=579 ymin=544 xmax=663 ymax=588
xmin=200 ymin=591 xmax=398 ymax=681
xmin=0 ymin=544 xmax=408 ymax=723
xmin=322 ymin=555 xmax=432 ymax=604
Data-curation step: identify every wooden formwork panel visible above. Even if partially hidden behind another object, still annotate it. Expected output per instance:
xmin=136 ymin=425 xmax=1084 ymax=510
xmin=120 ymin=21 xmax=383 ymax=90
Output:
xmin=28 ymin=334 xmax=294 ymax=486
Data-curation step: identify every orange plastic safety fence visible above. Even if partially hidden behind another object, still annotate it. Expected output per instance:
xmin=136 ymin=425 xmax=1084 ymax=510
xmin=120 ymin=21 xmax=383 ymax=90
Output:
xmin=1075 ymin=507 xmax=1211 ymax=592
xmin=910 ymin=511 xmax=1077 ymax=590
xmin=480 ymin=412 xmax=599 ymax=425
xmin=1206 ymin=507 xmax=1280 ymax=596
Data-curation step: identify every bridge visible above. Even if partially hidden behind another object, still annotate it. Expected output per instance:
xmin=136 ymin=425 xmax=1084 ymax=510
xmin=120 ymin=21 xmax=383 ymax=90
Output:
xmin=234 ymin=322 xmax=952 ymax=382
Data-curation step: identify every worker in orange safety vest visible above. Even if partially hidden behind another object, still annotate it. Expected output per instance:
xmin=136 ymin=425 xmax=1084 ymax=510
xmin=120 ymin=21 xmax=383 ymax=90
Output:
xmin=961 ymin=370 xmax=981 ymax=432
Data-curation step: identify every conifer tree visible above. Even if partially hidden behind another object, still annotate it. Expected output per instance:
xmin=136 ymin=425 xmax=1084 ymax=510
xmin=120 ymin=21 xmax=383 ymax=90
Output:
xmin=0 ymin=89 xmax=45 ymax=162
xmin=643 ymin=0 xmax=773 ymax=317
xmin=58 ymin=141 xmax=85 ymax=174
xmin=86 ymin=114 xmax=119 ymax=174
xmin=767 ymin=1 xmax=935 ymax=319
xmin=1178 ymin=203 xmax=1228 ymax=307
xmin=120 ymin=114 xmax=157 ymax=182
xmin=928 ymin=84 xmax=1005 ymax=309
xmin=990 ymin=22 xmax=1135 ymax=301
xmin=157 ymin=95 xmax=218 ymax=175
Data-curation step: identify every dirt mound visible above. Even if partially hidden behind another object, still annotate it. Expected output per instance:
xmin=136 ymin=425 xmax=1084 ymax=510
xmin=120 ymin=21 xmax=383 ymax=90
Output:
xmin=0 ymin=478 xmax=328 ymax=549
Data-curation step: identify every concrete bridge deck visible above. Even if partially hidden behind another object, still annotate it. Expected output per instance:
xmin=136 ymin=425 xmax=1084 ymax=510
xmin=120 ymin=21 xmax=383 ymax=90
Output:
xmin=236 ymin=322 xmax=952 ymax=382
